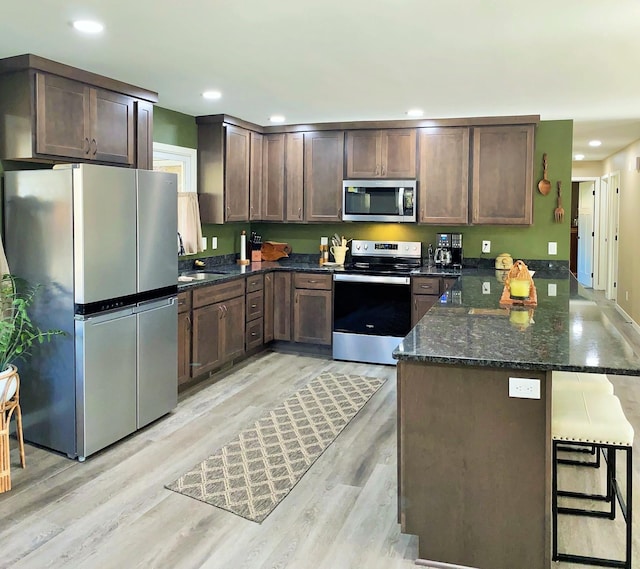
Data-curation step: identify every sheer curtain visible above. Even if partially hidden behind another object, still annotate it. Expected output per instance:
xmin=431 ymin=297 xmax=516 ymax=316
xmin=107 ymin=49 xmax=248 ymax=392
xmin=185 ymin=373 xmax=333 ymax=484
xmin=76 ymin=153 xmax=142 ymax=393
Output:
xmin=177 ymin=193 xmax=204 ymax=255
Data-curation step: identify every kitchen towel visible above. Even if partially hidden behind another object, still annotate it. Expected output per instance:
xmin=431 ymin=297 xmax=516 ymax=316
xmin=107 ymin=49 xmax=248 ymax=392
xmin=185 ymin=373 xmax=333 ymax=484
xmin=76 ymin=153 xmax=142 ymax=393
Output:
xmin=177 ymin=193 xmax=204 ymax=255
xmin=166 ymin=371 xmax=385 ymax=523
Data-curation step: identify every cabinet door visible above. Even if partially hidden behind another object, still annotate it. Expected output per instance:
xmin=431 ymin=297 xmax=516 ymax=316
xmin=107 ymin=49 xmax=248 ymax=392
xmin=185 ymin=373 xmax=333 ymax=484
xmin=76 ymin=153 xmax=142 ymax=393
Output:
xmin=35 ymin=73 xmax=92 ymax=159
xmin=471 ymin=125 xmax=534 ymax=225
xmin=225 ymin=125 xmax=250 ymax=221
xmin=264 ymin=272 xmax=274 ymax=343
xmin=412 ymin=294 xmax=438 ymax=327
xmin=91 ymin=88 xmax=135 ymax=165
xmin=135 ymin=100 xmax=154 ymax=169
xmin=418 ymin=128 xmax=469 ymax=224
xmin=222 ymin=295 xmax=245 ymax=362
xmin=262 ymin=133 xmax=285 ymax=221
xmin=249 ymin=131 xmax=264 ymax=220
xmin=294 ymin=289 xmax=332 ymax=345
xmin=382 ymin=129 xmax=416 ymax=178
xmin=346 ymin=130 xmax=381 ymax=178
xmin=273 ymin=272 xmax=292 ymax=340
xmin=304 ymin=131 xmax=345 ymax=222
xmin=177 ymin=311 xmax=192 ymax=385
xmin=285 ymin=133 xmax=304 ymax=221
xmin=191 ymin=303 xmax=223 ymax=377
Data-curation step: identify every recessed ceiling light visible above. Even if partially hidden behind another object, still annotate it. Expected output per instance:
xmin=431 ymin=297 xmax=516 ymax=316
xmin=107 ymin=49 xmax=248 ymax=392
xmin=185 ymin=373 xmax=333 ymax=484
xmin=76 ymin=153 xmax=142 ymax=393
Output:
xmin=72 ymin=20 xmax=104 ymax=34
xmin=406 ymin=109 xmax=424 ymax=117
xmin=269 ymin=115 xmax=285 ymax=123
xmin=574 ymin=154 xmax=585 ymax=161
xmin=202 ymin=90 xmax=222 ymax=100
xmin=588 ymin=140 xmax=602 ymax=147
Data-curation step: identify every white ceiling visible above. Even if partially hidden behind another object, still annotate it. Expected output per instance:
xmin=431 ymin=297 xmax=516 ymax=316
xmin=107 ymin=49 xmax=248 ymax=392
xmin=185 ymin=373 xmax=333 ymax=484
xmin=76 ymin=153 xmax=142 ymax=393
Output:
xmin=2 ymin=0 xmax=640 ymax=161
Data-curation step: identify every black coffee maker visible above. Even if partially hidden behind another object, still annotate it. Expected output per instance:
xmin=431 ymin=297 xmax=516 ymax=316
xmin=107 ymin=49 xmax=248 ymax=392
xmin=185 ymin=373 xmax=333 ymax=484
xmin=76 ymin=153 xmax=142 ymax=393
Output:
xmin=434 ymin=233 xmax=463 ymax=268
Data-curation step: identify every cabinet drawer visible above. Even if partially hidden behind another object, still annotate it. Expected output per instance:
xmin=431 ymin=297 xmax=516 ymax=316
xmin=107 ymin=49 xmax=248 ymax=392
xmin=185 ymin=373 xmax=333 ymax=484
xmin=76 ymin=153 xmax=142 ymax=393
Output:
xmin=293 ymin=272 xmax=332 ymax=290
xmin=193 ymin=278 xmax=246 ymax=308
xmin=246 ymin=290 xmax=264 ymax=321
xmin=412 ymin=277 xmax=441 ymax=296
xmin=246 ymin=273 xmax=264 ymax=293
xmin=177 ymin=291 xmax=192 ymax=314
xmin=246 ymin=318 xmax=264 ymax=351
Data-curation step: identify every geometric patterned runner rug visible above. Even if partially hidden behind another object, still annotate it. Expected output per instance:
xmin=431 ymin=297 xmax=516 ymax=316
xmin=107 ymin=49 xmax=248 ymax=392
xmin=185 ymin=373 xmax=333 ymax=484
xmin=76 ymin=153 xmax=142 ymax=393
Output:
xmin=166 ymin=372 xmax=386 ymax=523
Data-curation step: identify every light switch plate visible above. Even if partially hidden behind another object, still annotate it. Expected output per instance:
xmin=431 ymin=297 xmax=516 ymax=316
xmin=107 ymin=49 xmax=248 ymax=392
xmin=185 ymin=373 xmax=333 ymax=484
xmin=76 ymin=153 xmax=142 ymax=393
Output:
xmin=548 ymin=283 xmax=557 ymax=297
xmin=482 ymin=281 xmax=491 ymax=294
xmin=211 ymin=237 xmax=218 ymax=249
xmin=548 ymin=242 xmax=557 ymax=255
xmin=201 ymin=237 xmax=207 ymax=250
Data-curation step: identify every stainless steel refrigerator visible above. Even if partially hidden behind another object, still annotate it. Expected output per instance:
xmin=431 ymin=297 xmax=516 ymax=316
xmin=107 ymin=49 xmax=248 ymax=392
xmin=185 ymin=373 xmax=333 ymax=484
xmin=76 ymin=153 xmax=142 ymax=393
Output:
xmin=4 ymin=164 xmax=178 ymax=460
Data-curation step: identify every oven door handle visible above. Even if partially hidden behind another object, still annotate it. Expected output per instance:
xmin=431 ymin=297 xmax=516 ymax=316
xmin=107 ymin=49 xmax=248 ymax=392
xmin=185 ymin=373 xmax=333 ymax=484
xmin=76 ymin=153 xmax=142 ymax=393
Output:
xmin=333 ymin=273 xmax=410 ymax=285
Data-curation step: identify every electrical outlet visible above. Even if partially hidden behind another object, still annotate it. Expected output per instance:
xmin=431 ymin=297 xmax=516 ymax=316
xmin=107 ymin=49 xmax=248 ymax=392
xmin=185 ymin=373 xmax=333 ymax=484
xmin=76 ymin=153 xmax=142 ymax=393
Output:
xmin=482 ymin=240 xmax=491 ymax=253
xmin=211 ymin=237 xmax=218 ymax=250
xmin=547 ymin=283 xmax=557 ymax=297
xmin=201 ymin=237 xmax=207 ymax=250
xmin=548 ymin=242 xmax=557 ymax=255
xmin=482 ymin=281 xmax=491 ymax=294
xmin=509 ymin=377 xmax=541 ymax=399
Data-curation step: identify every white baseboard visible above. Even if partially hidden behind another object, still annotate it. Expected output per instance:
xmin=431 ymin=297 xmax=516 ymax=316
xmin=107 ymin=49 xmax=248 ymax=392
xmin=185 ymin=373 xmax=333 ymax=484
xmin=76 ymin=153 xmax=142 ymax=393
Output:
xmin=614 ymin=303 xmax=640 ymax=334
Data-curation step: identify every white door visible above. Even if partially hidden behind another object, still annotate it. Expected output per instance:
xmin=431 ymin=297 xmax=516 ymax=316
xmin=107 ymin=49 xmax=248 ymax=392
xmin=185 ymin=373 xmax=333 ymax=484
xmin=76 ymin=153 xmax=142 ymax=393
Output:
xmin=606 ymin=173 xmax=620 ymax=300
xmin=577 ymin=181 xmax=594 ymax=287
xmin=597 ymin=176 xmax=609 ymax=291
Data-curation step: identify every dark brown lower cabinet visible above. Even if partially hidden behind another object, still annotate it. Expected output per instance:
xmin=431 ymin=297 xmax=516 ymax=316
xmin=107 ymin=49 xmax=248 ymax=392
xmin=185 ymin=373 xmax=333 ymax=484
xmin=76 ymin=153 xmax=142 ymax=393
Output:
xmin=177 ymin=290 xmax=192 ymax=386
xmin=411 ymin=276 xmax=442 ymax=327
xmin=246 ymin=318 xmax=264 ymax=351
xmin=273 ymin=272 xmax=292 ymax=341
xmin=293 ymin=288 xmax=332 ymax=344
xmin=264 ymin=272 xmax=274 ymax=343
xmin=292 ymin=273 xmax=333 ymax=345
xmin=191 ymin=288 xmax=245 ymax=378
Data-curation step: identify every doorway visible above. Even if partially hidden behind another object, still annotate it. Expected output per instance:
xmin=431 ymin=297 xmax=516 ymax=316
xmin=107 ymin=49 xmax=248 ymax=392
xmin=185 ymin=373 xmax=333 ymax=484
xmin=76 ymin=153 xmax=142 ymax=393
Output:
xmin=572 ymin=177 xmax=598 ymax=288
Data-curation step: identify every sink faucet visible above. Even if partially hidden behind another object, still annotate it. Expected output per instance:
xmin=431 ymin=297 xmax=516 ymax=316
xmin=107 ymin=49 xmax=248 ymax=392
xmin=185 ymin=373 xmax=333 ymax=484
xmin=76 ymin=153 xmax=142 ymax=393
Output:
xmin=177 ymin=232 xmax=185 ymax=256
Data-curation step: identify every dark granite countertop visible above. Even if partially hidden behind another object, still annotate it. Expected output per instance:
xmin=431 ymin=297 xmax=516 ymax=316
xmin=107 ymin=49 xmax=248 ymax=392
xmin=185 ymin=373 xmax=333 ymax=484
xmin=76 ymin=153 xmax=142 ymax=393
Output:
xmin=393 ymin=269 xmax=640 ymax=376
xmin=177 ymin=261 xmax=460 ymax=290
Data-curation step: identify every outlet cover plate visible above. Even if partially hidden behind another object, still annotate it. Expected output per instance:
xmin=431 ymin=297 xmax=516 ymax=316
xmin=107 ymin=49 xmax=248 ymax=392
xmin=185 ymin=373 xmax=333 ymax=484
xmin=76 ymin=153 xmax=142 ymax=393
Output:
xmin=509 ymin=377 xmax=541 ymax=399
xmin=482 ymin=240 xmax=491 ymax=253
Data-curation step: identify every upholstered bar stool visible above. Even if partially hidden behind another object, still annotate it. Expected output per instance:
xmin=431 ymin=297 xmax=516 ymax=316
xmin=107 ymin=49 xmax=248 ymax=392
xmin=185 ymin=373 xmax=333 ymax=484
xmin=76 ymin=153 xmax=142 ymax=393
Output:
xmin=0 ymin=367 xmax=26 ymax=493
xmin=552 ymin=390 xmax=634 ymax=568
xmin=552 ymin=371 xmax=615 ymax=465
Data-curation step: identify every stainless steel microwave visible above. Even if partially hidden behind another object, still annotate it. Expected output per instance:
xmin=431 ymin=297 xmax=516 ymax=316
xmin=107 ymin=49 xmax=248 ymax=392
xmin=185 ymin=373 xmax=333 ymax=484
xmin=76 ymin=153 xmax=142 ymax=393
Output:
xmin=342 ymin=180 xmax=416 ymax=222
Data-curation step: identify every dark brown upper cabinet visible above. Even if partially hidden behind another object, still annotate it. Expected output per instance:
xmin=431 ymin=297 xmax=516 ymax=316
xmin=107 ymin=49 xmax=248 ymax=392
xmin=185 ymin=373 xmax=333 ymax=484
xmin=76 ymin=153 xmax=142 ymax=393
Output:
xmin=285 ymin=133 xmax=304 ymax=222
xmin=471 ymin=125 xmax=534 ymax=225
xmin=304 ymin=131 xmax=345 ymax=222
xmin=224 ymin=125 xmax=250 ymax=222
xmin=0 ymin=55 xmax=156 ymax=167
xmin=418 ymin=127 xmax=470 ymax=225
xmin=249 ymin=132 xmax=264 ymax=221
xmin=346 ymin=129 xmax=416 ymax=179
xmin=262 ymin=133 xmax=285 ymax=221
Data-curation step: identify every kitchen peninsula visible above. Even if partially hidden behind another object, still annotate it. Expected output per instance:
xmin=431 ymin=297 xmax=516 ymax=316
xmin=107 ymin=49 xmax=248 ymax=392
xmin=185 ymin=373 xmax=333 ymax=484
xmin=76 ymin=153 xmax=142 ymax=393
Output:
xmin=393 ymin=270 xmax=640 ymax=569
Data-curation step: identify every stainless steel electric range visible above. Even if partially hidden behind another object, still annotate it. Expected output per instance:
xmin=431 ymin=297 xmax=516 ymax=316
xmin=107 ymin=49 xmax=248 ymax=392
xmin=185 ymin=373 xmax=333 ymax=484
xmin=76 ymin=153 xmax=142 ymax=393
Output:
xmin=332 ymin=240 xmax=422 ymax=365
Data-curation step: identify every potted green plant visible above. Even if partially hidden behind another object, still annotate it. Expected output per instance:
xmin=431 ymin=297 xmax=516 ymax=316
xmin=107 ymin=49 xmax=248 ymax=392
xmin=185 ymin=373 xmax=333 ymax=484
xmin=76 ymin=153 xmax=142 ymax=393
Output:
xmin=0 ymin=274 xmax=64 ymax=400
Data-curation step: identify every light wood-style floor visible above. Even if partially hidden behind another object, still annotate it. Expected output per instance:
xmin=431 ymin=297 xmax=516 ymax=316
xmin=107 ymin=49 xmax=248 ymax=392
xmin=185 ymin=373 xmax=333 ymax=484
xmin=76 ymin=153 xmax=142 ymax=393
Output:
xmin=1 ymin=291 xmax=638 ymax=569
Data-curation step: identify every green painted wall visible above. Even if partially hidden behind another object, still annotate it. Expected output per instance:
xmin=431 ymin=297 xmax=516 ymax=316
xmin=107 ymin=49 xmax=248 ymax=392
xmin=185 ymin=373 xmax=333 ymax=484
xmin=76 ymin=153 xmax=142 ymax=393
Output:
xmin=153 ymin=107 xmax=198 ymax=148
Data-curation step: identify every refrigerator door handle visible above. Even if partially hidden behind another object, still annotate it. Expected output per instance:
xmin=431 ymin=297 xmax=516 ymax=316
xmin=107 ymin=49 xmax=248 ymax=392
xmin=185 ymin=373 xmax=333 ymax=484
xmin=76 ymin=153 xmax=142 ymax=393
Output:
xmin=135 ymin=296 xmax=177 ymax=313
xmin=77 ymin=307 xmax=135 ymax=325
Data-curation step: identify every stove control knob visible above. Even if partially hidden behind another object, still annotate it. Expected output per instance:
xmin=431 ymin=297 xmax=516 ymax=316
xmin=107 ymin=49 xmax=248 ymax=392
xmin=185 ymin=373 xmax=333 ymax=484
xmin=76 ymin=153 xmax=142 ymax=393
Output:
xmin=404 ymin=245 xmax=409 ymax=251
xmin=364 ymin=244 xmax=369 ymax=250
xmin=355 ymin=244 xmax=361 ymax=251
xmin=413 ymin=245 xmax=418 ymax=251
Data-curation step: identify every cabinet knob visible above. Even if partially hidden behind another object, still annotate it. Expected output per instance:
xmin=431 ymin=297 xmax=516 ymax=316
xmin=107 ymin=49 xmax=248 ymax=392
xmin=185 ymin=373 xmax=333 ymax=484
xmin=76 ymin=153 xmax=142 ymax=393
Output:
xmin=298 ymin=207 xmax=302 ymax=219
xmin=251 ymin=332 xmax=257 ymax=337
xmin=91 ymin=138 xmax=97 ymax=156
xmin=186 ymin=315 xmax=191 ymax=329
xmin=251 ymin=303 xmax=257 ymax=309
xmin=381 ymin=164 xmax=386 ymax=176
xmin=84 ymin=137 xmax=90 ymax=155
xmin=420 ymin=284 xmax=433 ymax=290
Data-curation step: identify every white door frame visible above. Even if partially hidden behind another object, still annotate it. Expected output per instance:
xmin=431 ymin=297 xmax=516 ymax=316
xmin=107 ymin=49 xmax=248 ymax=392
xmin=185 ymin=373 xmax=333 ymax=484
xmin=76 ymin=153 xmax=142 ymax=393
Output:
xmin=606 ymin=171 xmax=620 ymax=300
xmin=573 ymin=176 xmax=601 ymax=288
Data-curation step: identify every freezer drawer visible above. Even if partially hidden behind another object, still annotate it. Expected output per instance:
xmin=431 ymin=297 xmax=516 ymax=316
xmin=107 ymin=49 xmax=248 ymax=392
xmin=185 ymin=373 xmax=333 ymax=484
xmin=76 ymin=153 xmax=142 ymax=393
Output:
xmin=76 ymin=309 xmax=137 ymax=459
xmin=136 ymin=297 xmax=178 ymax=428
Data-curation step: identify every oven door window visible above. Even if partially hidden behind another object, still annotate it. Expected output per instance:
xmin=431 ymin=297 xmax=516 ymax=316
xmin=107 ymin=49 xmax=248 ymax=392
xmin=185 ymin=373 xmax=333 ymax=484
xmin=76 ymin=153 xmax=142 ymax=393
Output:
xmin=334 ymin=280 xmax=411 ymax=337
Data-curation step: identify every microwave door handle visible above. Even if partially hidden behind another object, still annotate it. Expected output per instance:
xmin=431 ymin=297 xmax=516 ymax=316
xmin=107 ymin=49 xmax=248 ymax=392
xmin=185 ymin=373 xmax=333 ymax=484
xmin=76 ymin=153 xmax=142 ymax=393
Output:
xmin=398 ymin=187 xmax=404 ymax=215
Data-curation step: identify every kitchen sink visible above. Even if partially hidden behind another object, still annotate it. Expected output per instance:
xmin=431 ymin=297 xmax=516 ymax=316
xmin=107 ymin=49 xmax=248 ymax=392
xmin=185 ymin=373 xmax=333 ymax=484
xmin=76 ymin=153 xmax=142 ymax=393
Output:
xmin=178 ymin=271 xmax=224 ymax=282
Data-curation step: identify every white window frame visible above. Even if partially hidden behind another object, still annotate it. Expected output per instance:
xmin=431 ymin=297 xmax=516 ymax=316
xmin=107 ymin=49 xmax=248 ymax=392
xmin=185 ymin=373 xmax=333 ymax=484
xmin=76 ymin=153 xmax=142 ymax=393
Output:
xmin=152 ymin=142 xmax=197 ymax=193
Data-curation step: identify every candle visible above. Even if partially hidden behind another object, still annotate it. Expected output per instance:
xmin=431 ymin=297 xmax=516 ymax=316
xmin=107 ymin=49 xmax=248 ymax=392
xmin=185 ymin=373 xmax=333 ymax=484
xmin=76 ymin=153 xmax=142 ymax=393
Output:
xmin=240 ymin=230 xmax=246 ymax=261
